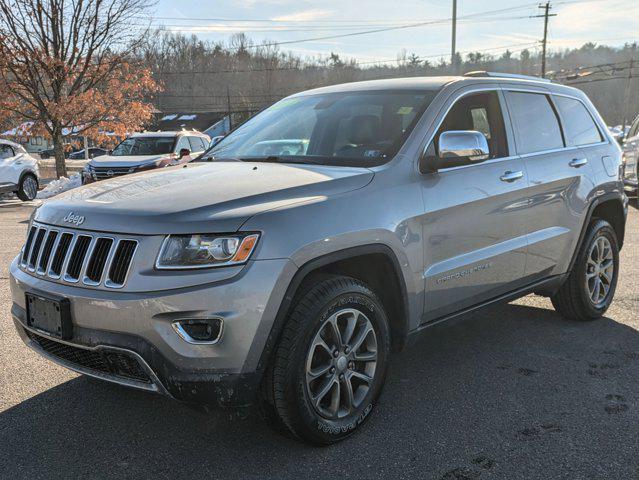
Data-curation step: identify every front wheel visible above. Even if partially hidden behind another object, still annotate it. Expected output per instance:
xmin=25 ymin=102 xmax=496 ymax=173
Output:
xmin=551 ymin=219 xmax=620 ymax=321
xmin=264 ymin=275 xmax=390 ymax=445
xmin=16 ymin=173 xmax=38 ymax=201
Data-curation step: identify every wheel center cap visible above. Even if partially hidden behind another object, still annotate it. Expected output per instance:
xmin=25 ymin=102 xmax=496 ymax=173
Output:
xmin=336 ymin=355 xmax=348 ymax=372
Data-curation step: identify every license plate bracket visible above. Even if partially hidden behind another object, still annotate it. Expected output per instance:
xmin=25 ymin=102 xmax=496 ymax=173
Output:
xmin=25 ymin=293 xmax=73 ymax=340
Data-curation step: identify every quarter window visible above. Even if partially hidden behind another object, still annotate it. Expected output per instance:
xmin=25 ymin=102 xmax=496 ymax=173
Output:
xmin=505 ymin=91 xmax=564 ymax=154
xmin=554 ymin=96 xmax=602 ymax=146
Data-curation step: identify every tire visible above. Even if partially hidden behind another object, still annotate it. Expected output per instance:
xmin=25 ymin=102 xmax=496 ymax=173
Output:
xmin=17 ymin=173 xmax=38 ymax=201
xmin=263 ymin=275 xmax=391 ymax=445
xmin=551 ymin=219 xmax=619 ymax=321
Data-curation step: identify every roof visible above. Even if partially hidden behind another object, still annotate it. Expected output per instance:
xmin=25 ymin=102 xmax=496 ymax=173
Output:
xmin=130 ymin=130 xmax=209 ymax=138
xmin=150 ymin=112 xmax=226 ymax=132
xmin=0 ymin=138 xmax=23 ymax=149
xmin=289 ymin=73 xmax=574 ymax=97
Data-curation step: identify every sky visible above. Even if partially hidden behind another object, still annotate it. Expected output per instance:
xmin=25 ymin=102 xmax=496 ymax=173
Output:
xmin=149 ymin=0 xmax=639 ymax=64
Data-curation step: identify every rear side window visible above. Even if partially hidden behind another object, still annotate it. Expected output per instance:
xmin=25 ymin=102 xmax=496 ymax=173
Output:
xmin=554 ymin=96 xmax=602 ymax=146
xmin=505 ymin=91 xmax=564 ymax=154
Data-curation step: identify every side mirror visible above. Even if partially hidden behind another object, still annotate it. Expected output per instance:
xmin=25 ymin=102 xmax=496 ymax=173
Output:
xmin=421 ymin=130 xmax=490 ymax=173
xmin=210 ymin=135 xmax=225 ymax=147
xmin=179 ymin=148 xmax=191 ymax=159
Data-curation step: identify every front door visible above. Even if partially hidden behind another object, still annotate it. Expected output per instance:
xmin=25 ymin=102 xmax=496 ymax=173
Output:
xmin=420 ymin=89 xmax=529 ymax=322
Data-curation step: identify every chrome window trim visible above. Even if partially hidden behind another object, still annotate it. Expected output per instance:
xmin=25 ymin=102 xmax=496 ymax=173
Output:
xmin=420 ymin=84 xmax=612 ymax=175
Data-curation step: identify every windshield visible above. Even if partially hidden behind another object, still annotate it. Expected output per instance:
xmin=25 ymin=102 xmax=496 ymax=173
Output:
xmin=203 ymin=89 xmax=438 ymax=167
xmin=111 ymin=137 xmax=175 ymax=156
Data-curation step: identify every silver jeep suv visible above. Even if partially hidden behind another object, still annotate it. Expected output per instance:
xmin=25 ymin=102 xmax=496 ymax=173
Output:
xmin=9 ymin=73 xmax=628 ymax=445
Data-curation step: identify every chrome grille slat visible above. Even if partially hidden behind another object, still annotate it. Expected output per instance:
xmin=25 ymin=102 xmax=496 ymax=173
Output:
xmin=19 ymin=222 xmax=138 ymax=289
xmin=37 ymin=230 xmax=59 ymax=275
xmin=28 ymin=228 xmax=47 ymax=270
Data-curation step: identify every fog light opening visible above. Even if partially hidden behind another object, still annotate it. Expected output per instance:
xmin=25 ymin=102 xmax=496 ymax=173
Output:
xmin=172 ymin=318 xmax=223 ymax=345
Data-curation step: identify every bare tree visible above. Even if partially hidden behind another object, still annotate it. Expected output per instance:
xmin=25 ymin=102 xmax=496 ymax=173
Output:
xmin=0 ymin=0 xmax=159 ymax=177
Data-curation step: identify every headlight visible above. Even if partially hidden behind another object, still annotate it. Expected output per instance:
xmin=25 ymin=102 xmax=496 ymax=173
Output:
xmin=156 ymin=233 xmax=259 ymax=269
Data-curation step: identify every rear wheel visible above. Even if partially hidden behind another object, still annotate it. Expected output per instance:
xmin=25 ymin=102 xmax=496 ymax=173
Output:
xmin=263 ymin=275 xmax=390 ymax=445
xmin=17 ymin=173 xmax=38 ymax=201
xmin=551 ymin=219 xmax=619 ymax=321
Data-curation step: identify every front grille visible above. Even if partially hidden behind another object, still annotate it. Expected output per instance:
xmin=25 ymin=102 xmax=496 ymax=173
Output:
xmin=20 ymin=222 xmax=138 ymax=288
xmin=108 ymin=240 xmax=137 ymax=286
xmin=91 ymin=166 xmax=134 ymax=180
xmin=26 ymin=329 xmax=151 ymax=383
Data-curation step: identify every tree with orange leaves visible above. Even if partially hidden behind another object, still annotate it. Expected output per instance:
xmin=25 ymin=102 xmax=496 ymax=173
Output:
xmin=0 ymin=0 xmax=161 ymax=178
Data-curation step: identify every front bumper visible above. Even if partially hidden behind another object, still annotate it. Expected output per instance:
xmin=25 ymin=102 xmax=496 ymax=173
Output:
xmin=10 ymin=256 xmax=297 ymax=406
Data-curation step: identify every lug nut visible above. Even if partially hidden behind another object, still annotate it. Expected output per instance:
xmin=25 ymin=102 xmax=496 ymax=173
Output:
xmin=339 ymin=374 xmax=345 ymax=380
xmin=333 ymin=350 xmax=339 ymax=358
xmin=330 ymin=367 xmax=335 ymax=374
xmin=344 ymin=346 xmax=350 ymax=354
xmin=348 ymin=361 xmax=354 ymax=369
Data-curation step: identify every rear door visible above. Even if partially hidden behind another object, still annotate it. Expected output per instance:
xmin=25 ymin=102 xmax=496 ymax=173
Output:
xmin=503 ymin=89 xmax=597 ymax=279
xmin=421 ymin=88 xmax=529 ymax=322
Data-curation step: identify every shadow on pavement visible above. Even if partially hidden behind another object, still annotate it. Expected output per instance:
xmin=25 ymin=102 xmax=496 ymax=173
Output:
xmin=1 ymin=302 xmax=638 ymax=479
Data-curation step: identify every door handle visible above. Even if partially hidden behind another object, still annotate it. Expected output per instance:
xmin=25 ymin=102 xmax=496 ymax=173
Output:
xmin=569 ymin=158 xmax=588 ymax=168
xmin=500 ymin=170 xmax=524 ymax=182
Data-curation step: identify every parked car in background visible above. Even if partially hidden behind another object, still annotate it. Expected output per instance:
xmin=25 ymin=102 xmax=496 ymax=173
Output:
xmin=81 ymin=131 xmax=210 ymax=184
xmin=622 ymin=114 xmax=638 ymax=198
xmin=0 ymin=139 xmax=39 ymax=201
xmin=38 ymin=145 xmax=77 ymax=159
xmin=67 ymin=148 xmax=108 ymax=160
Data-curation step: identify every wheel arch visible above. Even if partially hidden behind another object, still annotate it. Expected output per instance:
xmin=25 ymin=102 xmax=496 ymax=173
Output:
xmin=256 ymin=244 xmax=410 ymax=378
xmin=569 ymin=193 xmax=627 ymax=272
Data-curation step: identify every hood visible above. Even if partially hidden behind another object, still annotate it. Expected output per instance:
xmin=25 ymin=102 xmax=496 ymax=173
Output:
xmin=89 ymin=154 xmax=168 ymax=167
xmin=34 ymin=161 xmax=374 ymax=234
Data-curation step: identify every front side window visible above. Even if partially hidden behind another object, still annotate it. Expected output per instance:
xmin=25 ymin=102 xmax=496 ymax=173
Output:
xmin=175 ymin=136 xmax=191 ymax=153
xmin=111 ymin=137 xmax=175 ymax=156
xmin=205 ymin=90 xmax=438 ymax=167
xmin=505 ymin=91 xmax=564 ymax=154
xmin=554 ymin=96 xmax=602 ymax=146
xmin=434 ymin=91 xmax=509 ymax=159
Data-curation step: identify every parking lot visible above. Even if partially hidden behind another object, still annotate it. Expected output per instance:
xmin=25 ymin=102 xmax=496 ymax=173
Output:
xmin=0 ymin=198 xmax=637 ymax=480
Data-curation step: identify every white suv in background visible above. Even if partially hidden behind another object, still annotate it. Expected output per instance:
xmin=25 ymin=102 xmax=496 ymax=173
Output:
xmin=0 ymin=139 xmax=39 ymax=201
xmin=81 ymin=131 xmax=210 ymax=184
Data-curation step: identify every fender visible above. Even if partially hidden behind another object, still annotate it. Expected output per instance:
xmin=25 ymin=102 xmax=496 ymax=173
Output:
xmin=568 ymin=191 xmax=627 ymax=273
xmin=254 ymin=244 xmax=410 ymax=377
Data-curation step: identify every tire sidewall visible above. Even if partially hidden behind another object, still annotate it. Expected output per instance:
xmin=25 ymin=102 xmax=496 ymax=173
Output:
xmin=286 ymin=284 xmax=390 ymax=444
xmin=574 ymin=221 xmax=619 ymax=317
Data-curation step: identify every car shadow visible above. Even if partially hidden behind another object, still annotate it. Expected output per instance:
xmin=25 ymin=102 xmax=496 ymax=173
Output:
xmin=1 ymin=302 xmax=638 ymax=479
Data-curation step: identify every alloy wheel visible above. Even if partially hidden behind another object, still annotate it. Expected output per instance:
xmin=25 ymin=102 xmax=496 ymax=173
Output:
xmin=585 ymin=235 xmax=614 ymax=307
xmin=304 ymin=308 xmax=378 ymax=420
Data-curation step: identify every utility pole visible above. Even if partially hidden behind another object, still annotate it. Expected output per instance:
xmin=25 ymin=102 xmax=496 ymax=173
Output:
xmin=622 ymin=52 xmax=635 ymax=134
xmin=534 ymin=2 xmax=556 ymax=78
xmin=451 ymin=0 xmax=457 ymax=70
xmin=226 ymin=85 xmax=233 ymax=131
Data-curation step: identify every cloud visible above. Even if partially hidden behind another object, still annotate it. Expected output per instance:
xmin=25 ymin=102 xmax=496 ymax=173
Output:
xmin=271 ymin=9 xmax=333 ymax=22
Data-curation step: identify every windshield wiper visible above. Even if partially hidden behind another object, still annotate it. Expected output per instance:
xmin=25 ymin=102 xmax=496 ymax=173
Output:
xmin=240 ymin=156 xmax=328 ymax=165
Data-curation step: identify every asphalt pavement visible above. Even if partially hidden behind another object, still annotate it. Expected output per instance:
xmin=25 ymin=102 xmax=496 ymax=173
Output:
xmin=1 ymin=197 xmax=638 ymax=479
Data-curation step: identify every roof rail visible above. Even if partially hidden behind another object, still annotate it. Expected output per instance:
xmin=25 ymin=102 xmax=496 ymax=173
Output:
xmin=463 ymin=71 xmax=552 ymax=83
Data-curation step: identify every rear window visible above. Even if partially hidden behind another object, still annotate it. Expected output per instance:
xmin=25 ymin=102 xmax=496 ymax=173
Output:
xmin=505 ymin=91 xmax=564 ymax=154
xmin=554 ymin=96 xmax=602 ymax=146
